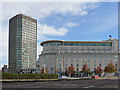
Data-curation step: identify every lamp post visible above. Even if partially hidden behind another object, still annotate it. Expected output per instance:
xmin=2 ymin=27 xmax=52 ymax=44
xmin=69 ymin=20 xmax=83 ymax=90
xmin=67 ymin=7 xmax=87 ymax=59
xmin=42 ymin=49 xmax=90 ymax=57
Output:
xmin=85 ymin=61 xmax=87 ymax=77
xmin=44 ymin=64 xmax=46 ymax=73
xmin=63 ymin=54 xmax=64 ymax=75
xmin=115 ymin=59 xmax=118 ymax=72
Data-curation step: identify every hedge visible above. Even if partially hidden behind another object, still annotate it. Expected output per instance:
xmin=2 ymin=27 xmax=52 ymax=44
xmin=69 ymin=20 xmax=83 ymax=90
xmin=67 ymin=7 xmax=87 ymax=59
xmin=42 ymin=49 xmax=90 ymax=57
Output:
xmin=2 ymin=73 xmax=58 ymax=79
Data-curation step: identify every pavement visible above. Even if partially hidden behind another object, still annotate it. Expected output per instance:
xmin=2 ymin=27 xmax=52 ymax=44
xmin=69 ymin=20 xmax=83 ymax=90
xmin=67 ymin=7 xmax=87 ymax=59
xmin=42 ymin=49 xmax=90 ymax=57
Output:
xmin=96 ymin=76 xmax=119 ymax=80
xmin=1 ymin=77 xmax=92 ymax=82
xmin=1 ymin=76 xmax=118 ymax=82
xmin=1 ymin=79 xmax=119 ymax=89
xmin=1 ymin=79 xmax=58 ymax=82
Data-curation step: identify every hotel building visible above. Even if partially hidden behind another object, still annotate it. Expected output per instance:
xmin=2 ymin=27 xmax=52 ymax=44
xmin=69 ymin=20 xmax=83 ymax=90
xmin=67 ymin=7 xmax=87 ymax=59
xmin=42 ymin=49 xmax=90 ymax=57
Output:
xmin=38 ymin=38 xmax=119 ymax=74
xmin=9 ymin=14 xmax=37 ymax=73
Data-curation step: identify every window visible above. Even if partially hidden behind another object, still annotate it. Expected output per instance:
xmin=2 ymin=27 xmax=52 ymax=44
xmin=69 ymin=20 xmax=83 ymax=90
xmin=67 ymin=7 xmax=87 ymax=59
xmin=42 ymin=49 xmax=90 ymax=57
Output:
xmin=82 ymin=55 xmax=85 ymax=58
xmin=88 ymin=64 xmax=90 ymax=67
xmin=76 ymin=51 xmax=79 ymax=53
xmin=92 ymin=48 xmax=95 ymax=50
xmin=104 ymin=55 xmax=106 ymax=58
xmin=59 ymin=64 xmax=61 ymax=67
xmin=104 ymin=64 xmax=106 ymax=66
xmin=80 ymin=43 xmax=85 ymax=46
xmin=65 ymin=64 xmax=67 ymax=67
xmin=65 ymin=60 xmax=68 ymax=63
xmin=104 ymin=59 xmax=107 ymax=63
xmin=76 ymin=47 xmax=79 ymax=49
xmin=94 ymin=64 xmax=96 ymax=67
xmin=102 ymin=43 xmax=106 ymax=46
xmin=99 ymin=60 xmax=102 ymax=63
xmin=71 ymin=59 xmax=73 ymax=63
xmin=98 ymin=47 xmax=100 ymax=50
xmin=115 ymin=55 xmax=118 ymax=58
xmin=97 ymin=43 xmax=101 ymax=46
xmin=81 ymin=47 xmax=84 ymax=50
xmin=65 ymin=68 xmax=67 ymax=71
xmin=69 ymin=43 xmax=74 ymax=46
xmin=75 ymin=43 xmax=79 ymax=46
xmin=76 ymin=55 xmax=79 ymax=58
xmin=87 ymin=51 xmax=90 ymax=53
xmin=65 ymin=51 xmax=68 ymax=53
xmin=76 ymin=60 xmax=79 ymax=63
xmin=88 ymin=60 xmax=90 ymax=63
xmin=76 ymin=64 xmax=79 ymax=67
xmin=103 ymin=47 xmax=106 ymax=50
xmin=88 ymin=55 xmax=90 ymax=58
xmin=64 ymin=43 xmax=69 ymax=46
xmin=94 ymin=60 xmax=96 ymax=63
xmin=87 ymin=47 xmax=90 ymax=50
xmin=71 ymin=55 xmax=73 ymax=58
xmin=59 ymin=68 xmax=61 ymax=71
xmin=83 ymin=60 xmax=85 ymax=63
xmin=70 ymin=47 xmax=73 ymax=49
xmin=92 ymin=43 xmax=96 ymax=46
xmin=115 ymin=59 xmax=118 ymax=62
xmin=76 ymin=68 xmax=79 ymax=72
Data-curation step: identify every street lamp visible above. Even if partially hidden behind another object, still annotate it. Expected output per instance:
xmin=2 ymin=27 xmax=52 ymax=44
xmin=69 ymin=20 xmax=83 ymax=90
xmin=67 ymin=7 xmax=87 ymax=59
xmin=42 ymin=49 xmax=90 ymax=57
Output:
xmin=85 ymin=61 xmax=87 ymax=77
xmin=43 ymin=64 xmax=46 ymax=73
xmin=62 ymin=54 xmax=64 ymax=75
xmin=60 ymin=61 xmax=61 ymax=73
xmin=115 ymin=59 xmax=118 ymax=72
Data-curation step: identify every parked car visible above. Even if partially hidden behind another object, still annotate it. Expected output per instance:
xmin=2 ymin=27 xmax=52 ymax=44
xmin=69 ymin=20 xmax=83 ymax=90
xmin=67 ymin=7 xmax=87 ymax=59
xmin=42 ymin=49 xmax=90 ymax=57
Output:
xmin=58 ymin=75 xmax=70 ymax=80
xmin=91 ymin=75 xmax=99 ymax=78
xmin=117 ymin=74 xmax=120 ymax=77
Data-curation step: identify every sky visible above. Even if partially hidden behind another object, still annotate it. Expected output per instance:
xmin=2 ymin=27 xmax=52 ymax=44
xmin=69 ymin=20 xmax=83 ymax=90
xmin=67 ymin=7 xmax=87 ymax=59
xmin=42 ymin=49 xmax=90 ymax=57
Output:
xmin=0 ymin=1 xmax=119 ymax=69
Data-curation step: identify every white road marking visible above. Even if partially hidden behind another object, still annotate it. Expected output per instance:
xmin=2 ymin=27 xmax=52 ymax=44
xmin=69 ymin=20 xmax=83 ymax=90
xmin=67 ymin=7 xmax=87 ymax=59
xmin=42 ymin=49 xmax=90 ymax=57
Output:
xmin=83 ymin=85 xmax=94 ymax=88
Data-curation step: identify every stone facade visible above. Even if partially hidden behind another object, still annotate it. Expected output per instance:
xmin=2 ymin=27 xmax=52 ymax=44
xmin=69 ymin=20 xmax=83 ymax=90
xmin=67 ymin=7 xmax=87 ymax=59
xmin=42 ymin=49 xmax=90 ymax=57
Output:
xmin=38 ymin=38 xmax=119 ymax=74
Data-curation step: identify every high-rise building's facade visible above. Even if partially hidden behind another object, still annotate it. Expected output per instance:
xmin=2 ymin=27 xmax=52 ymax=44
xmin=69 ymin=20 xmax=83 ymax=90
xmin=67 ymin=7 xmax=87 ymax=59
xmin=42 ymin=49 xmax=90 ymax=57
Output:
xmin=38 ymin=38 xmax=119 ymax=74
xmin=9 ymin=14 xmax=37 ymax=73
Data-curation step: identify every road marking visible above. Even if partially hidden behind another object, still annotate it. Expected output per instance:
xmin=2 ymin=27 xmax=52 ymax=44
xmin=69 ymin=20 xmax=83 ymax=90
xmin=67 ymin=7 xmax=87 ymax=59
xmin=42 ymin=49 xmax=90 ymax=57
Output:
xmin=83 ymin=85 xmax=94 ymax=88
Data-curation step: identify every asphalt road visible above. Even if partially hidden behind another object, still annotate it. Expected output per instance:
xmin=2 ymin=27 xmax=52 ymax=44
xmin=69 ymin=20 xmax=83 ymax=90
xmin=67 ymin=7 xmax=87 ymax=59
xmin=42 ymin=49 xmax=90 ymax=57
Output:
xmin=2 ymin=79 xmax=119 ymax=89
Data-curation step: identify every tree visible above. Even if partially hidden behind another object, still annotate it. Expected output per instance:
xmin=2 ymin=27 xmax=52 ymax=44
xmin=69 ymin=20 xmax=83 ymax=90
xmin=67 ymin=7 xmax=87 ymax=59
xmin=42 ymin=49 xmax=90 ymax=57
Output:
xmin=40 ymin=67 xmax=48 ymax=73
xmin=89 ymin=71 xmax=94 ymax=76
xmin=104 ymin=62 xmax=117 ymax=73
xmin=54 ymin=69 xmax=58 ymax=74
xmin=95 ymin=66 xmax=102 ymax=76
xmin=82 ymin=62 xmax=90 ymax=77
xmin=67 ymin=65 xmax=75 ymax=77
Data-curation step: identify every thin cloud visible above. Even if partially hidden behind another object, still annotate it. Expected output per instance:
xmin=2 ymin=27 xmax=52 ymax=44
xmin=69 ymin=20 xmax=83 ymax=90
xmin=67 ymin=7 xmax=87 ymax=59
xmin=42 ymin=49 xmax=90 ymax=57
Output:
xmin=1 ymin=2 xmax=100 ymax=68
xmin=2 ymin=2 xmax=100 ymax=20
xmin=37 ymin=23 xmax=68 ymax=41
xmin=65 ymin=22 xmax=80 ymax=27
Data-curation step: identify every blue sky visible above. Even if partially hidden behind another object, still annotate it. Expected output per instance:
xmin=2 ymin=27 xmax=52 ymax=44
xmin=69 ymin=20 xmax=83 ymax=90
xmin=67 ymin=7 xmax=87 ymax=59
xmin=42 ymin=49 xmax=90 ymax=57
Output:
xmin=1 ymin=2 xmax=118 ymax=69
xmin=38 ymin=2 xmax=118 ymax=42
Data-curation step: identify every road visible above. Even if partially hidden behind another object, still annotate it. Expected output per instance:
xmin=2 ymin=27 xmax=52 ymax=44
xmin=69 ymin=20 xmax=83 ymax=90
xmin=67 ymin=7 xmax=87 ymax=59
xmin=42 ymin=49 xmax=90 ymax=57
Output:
xmin=2 ymin=79 xmax=119 ymax=89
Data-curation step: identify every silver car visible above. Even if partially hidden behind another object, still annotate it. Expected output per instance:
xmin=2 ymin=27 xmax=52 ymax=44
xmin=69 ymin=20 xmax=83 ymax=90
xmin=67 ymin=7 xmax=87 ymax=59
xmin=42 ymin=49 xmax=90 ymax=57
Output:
xmin=58 ymin=75 xmax=70 ymax=80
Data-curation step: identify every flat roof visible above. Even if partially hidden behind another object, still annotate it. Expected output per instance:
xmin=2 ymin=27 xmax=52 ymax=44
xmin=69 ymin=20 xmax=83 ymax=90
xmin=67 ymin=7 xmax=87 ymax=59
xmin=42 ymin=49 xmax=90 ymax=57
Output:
xmin=40 ymin=40 xmax=113 ymax=46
